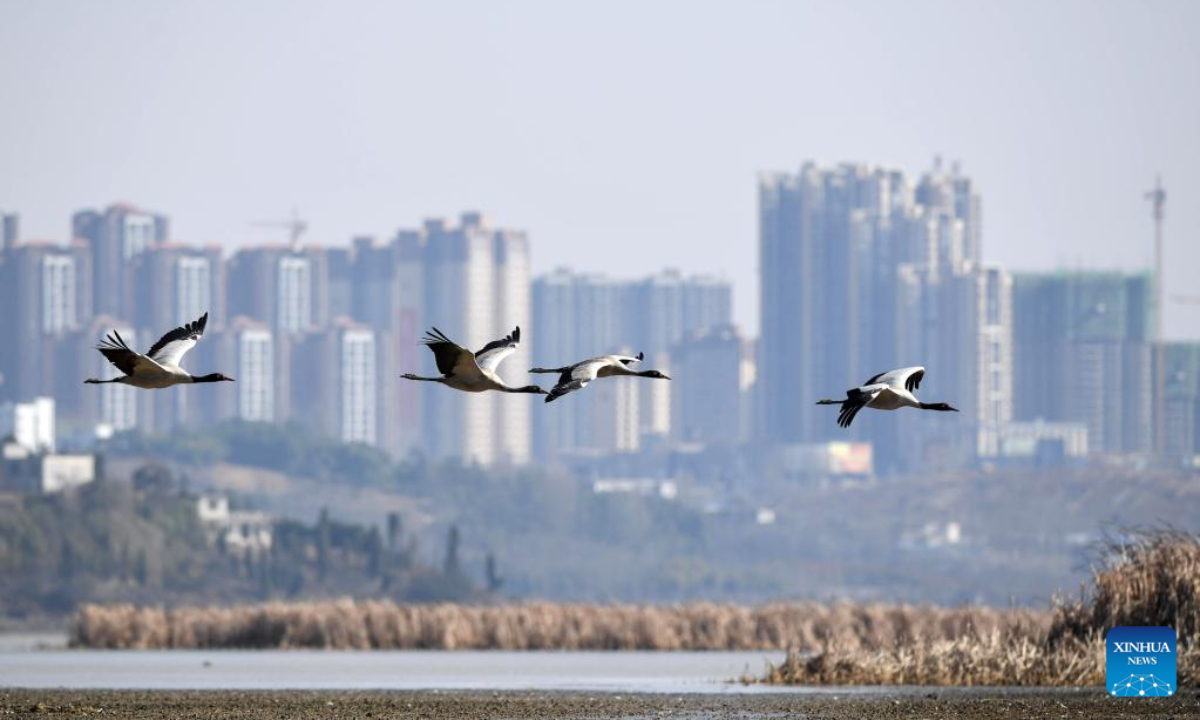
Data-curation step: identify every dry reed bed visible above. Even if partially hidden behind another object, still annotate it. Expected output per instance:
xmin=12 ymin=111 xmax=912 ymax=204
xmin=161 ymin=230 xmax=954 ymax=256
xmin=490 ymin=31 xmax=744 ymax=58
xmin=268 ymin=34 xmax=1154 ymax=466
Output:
xmin=762 ymin=530 xmax=1200 ymax=686
xmin=761 ymin=637 xmax=1200 ymax=686
xmin=71 ymin=600 xmax=1048 ymax=651
xmin=70 ymin=530 xmax=1200 ymax=687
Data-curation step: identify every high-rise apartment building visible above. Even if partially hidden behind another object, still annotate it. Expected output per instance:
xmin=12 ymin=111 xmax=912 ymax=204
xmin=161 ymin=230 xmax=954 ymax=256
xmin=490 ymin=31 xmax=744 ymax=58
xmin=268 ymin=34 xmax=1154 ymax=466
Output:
xmin=225 ymin=246 xmax=329 ymax=335
xmin=195 ymin=317 xmax=277 ymax=425
xmin=288 ymin=319 xmax=377 ymax=445
xmin=672 ymin=324 xmax=745 ymax=445
xmin=0 ymin=210 xmax=17 ymax=252
xmin=1012 ymin=271 xmax=1154 ymax=454
xmin=129 ymin=243 xmax=226 ymax=436
xmin=386 ymin=231 xmax=427 ymax=457
xmin=760 ymin=165 xmax=895 ymax=446
xmin=72 ymin=203 xmax=168 ymax=318
xmin=758 ymin=160 xmax=993 ymax=470
xmin=911 ymin=266 xmax=1013 ymax=461
xmin=1162 ymin=342 xmax=1200 ymax=458
xmin=344 ymin=237 xmax=394 ymax=330
xmin=591 ymin=373 xmax=642 ymax=454
xmin=326 ymin=245 xmax=355 ymax=321
xmin=532 ymin=270 xmax=619 ymax=459
xmin=531 ymin=268 xmax=732 ymax=460
xmin=231 ymin=321 xmax=276 ymax=423
xmin=629 ymin=270 xmax=733 ymax=358
xmin=0 ymin=241 xmax=92 ymax=401
xmin=130 ymin=244 xmax=225 ymax=332
xmin=407 ymin=213 xmax=532 ymax=464
xmin=915 ymin=158 xmax=982 ymax=271
xmin=493 ymin=224 xmax=532 ymax=463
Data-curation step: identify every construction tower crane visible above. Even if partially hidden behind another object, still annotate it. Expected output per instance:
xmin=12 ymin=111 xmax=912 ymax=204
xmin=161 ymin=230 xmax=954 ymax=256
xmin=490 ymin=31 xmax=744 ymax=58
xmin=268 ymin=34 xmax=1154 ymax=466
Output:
xmin=1146 ymin=177 xmax=1166 ymax=455
xmin=252 ymin=208 xmax=307 ymax=250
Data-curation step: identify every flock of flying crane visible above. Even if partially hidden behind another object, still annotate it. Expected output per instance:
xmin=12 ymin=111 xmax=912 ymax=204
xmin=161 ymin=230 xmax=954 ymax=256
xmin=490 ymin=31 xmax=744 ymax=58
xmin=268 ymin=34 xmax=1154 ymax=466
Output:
xmin=84 ymin=313 xmax=959 ymax=426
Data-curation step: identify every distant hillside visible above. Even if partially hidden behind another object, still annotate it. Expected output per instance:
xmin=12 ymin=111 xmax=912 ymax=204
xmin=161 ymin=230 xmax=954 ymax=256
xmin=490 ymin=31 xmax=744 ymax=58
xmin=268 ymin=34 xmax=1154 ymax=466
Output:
xmin=98 ymin=421 xmax=1200 ymax=607
xmin=0 ymin=465 xmax=481 ymax=624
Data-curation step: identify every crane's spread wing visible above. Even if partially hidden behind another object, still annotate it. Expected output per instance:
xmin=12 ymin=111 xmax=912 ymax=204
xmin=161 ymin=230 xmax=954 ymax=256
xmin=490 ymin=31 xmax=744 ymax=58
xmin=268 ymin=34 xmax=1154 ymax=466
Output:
xmin=96 ymin=329 xmax=164 ymax=377
xmin=421 ymin=327 xmax=480 ymax=377
xmin=147 ymin=313 xmax=208 ymax=368
xmin=549 ymin=357 xmax=614 ymax=403
xmin=617 ymin=352 xmax=643 ymax=367
xmin=545 ymin=357 xmax=609 ymax=402
xmin=597 ymin=354 xmax=642 ymax=378
xmin=837 ymin=386 xmax=882 ymax=428
xmin=561 ymin=358 xmax=607 ymax=386
xmin=474 ymin=326 xmax=520 ymax=373
xmin=863 ymin=366 xmax=925 ymax=391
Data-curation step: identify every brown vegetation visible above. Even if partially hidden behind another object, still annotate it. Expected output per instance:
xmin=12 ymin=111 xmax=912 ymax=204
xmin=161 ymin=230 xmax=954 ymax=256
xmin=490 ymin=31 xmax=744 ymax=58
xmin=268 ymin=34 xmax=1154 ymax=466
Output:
xmin=71 ymin=600 xmax=1046 ymax=651
xmin=1047 ymin=529 xmax=1200 ymax=648
xmin=70 ymin=529 xmax=1200 ymax=688
xmin=762 ymin=529 xmax=1200 ymax=686
xmin=760 ymin=634 xmax=1107 ymax=686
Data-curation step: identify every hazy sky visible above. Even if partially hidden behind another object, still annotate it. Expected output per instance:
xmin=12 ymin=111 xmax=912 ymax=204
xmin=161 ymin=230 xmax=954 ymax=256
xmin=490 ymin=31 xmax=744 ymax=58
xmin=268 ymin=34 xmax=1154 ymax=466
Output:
xmin=2 ymin=0 xmax=1197 ymax=337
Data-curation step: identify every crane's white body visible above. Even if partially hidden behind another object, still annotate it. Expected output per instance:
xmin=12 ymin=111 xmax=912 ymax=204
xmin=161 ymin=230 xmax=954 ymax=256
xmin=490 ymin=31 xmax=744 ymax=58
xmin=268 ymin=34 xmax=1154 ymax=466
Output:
xmin=115 ymin=358 xmax=194 ymax=389
xmin=440 ymin=366 xmax=509 ymax=393
xmin=818 ymin=366 xmax=956 ymax=427
xmin=548 ymin=354 xmax=643 ymax=397
xmin=855 ymin=383 xmax=920 ymax=411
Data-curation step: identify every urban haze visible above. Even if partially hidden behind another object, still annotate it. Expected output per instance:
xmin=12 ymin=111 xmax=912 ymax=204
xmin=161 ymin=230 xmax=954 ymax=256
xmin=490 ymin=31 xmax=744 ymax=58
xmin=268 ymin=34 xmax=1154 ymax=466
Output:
xmin=1 ymin=0 xmax=1199 ymax=620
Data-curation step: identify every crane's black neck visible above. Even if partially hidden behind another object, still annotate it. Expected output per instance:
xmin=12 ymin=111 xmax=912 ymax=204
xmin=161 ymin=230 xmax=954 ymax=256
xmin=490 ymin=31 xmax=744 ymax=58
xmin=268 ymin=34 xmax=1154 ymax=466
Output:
xmin=191 ymin=373 xmax=228 ymax=383
xmin=919 ymin=401 xmax=956 ymax=411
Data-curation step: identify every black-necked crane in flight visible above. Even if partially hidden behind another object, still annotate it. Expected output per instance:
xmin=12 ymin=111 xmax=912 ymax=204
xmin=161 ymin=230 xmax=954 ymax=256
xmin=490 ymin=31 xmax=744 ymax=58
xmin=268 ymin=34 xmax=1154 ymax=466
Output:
xmin=817 ymin=366 xmax=957 ymax=428
xmin=85 ymin=312 xmax=234 ymax=389
xmin=532 ymin=352 xmax=670 ymax=403
xmin=401 ymin=326 xmax=547 ymax=395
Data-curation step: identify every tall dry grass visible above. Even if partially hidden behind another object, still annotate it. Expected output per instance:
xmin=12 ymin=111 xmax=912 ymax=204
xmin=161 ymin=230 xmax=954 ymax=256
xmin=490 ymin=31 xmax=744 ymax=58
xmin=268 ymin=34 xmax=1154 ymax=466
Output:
xmin=71 ymin=600 xmax=1047 ymax=651
xmin=761 ymin=529 xmax=1200 ymax=686
xmin=760 ymin=634 xmax=1107 ymax=686
xmin=1048 ymin=528 xmax=1200 ymax=649
xmin=760 ymin=636 xmax=1200 ymax=686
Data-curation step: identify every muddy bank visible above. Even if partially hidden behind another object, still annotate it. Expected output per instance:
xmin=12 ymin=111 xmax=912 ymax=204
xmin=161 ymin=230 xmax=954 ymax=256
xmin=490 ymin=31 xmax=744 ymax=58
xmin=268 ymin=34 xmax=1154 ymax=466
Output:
xmin=2 ymin=689 xmax=1197 ymax=719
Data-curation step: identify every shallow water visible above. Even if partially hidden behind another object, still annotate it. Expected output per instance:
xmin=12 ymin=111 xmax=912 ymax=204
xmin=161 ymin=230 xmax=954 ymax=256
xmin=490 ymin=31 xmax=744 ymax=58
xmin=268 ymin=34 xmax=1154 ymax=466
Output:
xmin=0 ymin=645 xmax=793 ymax=693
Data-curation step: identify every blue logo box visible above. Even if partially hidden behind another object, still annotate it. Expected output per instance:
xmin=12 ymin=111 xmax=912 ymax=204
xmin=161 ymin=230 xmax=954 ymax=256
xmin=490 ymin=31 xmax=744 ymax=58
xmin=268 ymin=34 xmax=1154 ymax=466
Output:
xmin=1106 ymin=626 xmax=1176 ymax=697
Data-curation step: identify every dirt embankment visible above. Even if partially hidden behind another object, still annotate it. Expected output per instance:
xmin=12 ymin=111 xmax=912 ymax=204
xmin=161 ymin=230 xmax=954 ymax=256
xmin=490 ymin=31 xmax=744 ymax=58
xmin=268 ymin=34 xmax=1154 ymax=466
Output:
xmin=2 ymin=689 xmax=1198 ymax=720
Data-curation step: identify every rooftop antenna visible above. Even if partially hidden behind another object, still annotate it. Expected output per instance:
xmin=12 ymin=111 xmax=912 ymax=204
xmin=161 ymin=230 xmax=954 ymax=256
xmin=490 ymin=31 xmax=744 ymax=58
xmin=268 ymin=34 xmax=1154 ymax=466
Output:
xmin=252 ymin=208 xmax=307 ymax=251
xmin=1145 ymin=176 xmax=1166 ymax=455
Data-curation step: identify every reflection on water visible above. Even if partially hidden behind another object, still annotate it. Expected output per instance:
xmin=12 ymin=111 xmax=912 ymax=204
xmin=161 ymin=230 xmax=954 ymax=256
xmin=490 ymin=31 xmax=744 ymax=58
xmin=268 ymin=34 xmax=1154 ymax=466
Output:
xmin=0 ymin=645 xmax=789 ymax=693
xmin=0 ymin=633 xmax=68 ymax=652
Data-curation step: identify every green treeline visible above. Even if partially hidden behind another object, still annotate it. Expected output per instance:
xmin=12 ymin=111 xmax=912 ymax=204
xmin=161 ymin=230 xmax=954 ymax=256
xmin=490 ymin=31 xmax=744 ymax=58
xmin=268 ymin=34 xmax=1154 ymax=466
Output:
xmin=0 ymin=466 xmax=479 ymax=622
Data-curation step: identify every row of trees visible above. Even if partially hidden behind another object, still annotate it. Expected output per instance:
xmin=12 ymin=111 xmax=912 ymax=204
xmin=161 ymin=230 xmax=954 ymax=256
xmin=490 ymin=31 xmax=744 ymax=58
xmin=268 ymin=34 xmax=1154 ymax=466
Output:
xmin=0 ymin=465 xmax=492 ymax=622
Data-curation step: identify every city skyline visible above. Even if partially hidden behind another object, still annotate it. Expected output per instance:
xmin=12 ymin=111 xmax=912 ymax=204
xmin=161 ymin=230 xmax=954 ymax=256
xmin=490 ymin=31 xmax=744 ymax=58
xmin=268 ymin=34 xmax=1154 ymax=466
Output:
xmin=0 ymin=202 xmax=745 ymax=466
xmin=1 ymin=1 xmax=1197 ymax=339
xmin=3 ymin=161 xmax=1198 ymax=467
